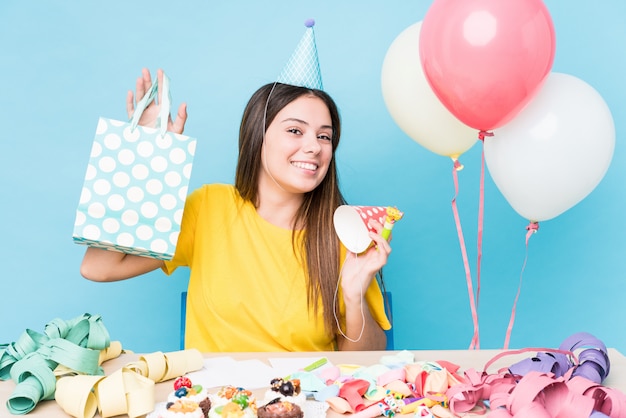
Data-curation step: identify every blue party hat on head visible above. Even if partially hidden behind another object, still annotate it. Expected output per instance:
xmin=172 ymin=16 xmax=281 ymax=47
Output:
xmin=277 ymin=19 xmax=323 ymax=90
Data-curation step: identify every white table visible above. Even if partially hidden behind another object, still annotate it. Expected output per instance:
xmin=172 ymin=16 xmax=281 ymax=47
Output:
xmin=2 ymin=349 xmax=625 ymax=417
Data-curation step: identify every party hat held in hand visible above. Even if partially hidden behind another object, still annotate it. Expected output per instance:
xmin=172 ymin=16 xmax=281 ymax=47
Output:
xmin=334 ymin=206 xmax=404 ymax=253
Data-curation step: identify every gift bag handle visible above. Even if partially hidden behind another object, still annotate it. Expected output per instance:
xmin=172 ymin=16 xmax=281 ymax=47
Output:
xmin=129 ymin=71 xmax=172 ymax=137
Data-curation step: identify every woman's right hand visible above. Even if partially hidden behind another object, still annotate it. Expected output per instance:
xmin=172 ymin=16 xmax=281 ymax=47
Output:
xmin=126 ymin=68 xmax=188 ymax=134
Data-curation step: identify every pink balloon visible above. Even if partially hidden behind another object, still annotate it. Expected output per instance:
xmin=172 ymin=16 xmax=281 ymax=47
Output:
xmin=419 ymin=0 xmax=556 ymax=131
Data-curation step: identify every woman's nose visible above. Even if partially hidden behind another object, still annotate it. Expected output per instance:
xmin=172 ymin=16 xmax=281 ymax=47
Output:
xmin=303 ymin=134 xmax=321 ymax=154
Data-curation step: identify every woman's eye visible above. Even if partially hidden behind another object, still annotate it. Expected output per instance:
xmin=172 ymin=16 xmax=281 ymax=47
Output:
xmin=318 ymin=134 xmax=332 ymax=141
xmin=287 ymin=128 xmax=302 ymax=135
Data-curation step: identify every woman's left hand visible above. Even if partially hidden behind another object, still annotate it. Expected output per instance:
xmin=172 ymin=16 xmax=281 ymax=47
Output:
xmin=340 ymin=219 xmax=391 ymax=303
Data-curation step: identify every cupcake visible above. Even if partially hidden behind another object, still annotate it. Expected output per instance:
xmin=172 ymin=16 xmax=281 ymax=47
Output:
xmin=167 ymin=377 xmax=211 ymax=417
xmin=258 ymin=399 xmax=303 ymax=418
xmin=263 ymin=378 xmax=306 ymax=407
xmin=159 ymin=399 xmax=204 ymax=418
xmin=208 ymin=386 xmax=257 ymax=418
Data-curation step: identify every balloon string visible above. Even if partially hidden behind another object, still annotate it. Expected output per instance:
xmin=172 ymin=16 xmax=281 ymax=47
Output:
xmin=473 ymin=130 xmax=491 ymax=343
xmin=451 ymin=159 xmax=480 ymax=349
xmin=503 ymin=221 xmax=539 ymax=349
xmin=476 ymin=146 xmax=485 ymax=323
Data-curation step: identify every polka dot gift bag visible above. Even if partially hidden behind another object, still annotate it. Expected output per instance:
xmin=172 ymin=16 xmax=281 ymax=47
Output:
xmin=73 ymin=72 xmax=196 ymax=260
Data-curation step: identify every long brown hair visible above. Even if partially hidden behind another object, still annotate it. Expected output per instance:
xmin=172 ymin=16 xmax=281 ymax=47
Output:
xmin=235 ymin=82 xmax=345 ymax=337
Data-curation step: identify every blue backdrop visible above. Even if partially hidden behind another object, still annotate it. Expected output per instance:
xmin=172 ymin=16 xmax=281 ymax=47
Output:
xmin=1 ymin=0 xmax=625 ymax=354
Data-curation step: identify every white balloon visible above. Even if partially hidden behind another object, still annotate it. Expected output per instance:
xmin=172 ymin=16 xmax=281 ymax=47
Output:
xmin=381 ymin=21 xmax=477 ymax=158
xmin=484 ymin=72 xmax=615 ymax=222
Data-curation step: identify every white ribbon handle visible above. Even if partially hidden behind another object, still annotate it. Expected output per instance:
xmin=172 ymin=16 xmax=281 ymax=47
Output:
xmin=129 ymin=72 xmax=171 ymax=137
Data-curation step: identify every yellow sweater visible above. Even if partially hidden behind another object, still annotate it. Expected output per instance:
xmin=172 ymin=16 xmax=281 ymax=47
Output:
xmin=164 ymin=184 xmax=390 ymax=352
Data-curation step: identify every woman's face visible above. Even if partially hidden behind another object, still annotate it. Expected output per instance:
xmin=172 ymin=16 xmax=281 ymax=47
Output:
xmin=260 ymin=95 xmax=334 ymax=195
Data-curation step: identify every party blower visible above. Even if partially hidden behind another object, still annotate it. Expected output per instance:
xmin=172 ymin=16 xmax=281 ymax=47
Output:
xmin=333 ymin=205 xmax=404 ymax=253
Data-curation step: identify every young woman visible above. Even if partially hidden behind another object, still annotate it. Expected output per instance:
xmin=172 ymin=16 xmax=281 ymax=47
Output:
xmin=81 ymin=69 xmax=392 ymax=352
